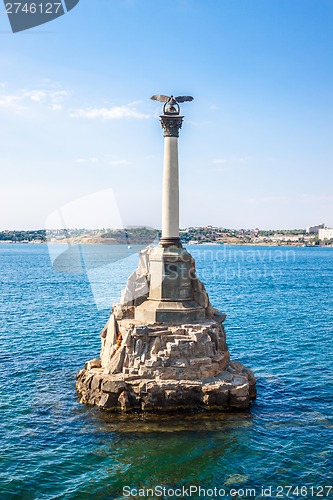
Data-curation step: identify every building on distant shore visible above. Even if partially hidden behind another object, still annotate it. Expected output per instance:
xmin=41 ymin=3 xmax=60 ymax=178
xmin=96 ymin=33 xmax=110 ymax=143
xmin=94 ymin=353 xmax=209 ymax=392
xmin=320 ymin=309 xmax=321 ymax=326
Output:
xmin=318 ymin=228 xmax=333 ymax=240
xmin=306 ymin=223 xmax=325 ymax=234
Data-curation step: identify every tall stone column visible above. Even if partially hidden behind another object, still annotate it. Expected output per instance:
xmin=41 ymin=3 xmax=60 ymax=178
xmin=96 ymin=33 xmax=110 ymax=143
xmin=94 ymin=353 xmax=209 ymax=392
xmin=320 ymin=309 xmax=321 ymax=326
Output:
xmin=76 ymin=94 xmax=257 ymax=412
xmin=160 ymin=115 xmax=183 ymax=247
xmin=134 ymin=104 xmax=206 ymax=324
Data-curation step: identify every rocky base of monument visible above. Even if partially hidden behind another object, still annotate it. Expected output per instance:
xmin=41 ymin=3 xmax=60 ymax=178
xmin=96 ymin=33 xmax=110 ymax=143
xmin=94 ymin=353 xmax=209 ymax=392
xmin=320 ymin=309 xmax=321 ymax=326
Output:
xmin=76 ymin=325 xmax=256 ymax=412
xmin=76 ymin=246 xmax=256 ymax=412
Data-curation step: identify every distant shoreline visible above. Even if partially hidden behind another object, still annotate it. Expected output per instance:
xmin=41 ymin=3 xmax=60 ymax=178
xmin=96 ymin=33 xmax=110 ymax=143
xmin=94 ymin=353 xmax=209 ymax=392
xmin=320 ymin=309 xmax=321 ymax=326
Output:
xmin=1 ymin=241 xmax=332 ymax=248
xmin=0 ymin=227 xmax=332 ymax=247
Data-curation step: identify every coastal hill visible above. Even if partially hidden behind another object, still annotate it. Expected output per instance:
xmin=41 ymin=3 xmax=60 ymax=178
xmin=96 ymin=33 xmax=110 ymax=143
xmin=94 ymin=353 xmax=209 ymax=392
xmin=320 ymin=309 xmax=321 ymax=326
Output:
xmin=1 ymin=226 xmax=332 ymax=246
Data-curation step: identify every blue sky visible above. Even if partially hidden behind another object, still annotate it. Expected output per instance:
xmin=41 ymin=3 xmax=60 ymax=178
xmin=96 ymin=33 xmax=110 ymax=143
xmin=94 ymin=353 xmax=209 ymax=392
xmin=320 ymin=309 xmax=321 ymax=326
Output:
xmin=0 ymin=0 xmax=332 ymax=230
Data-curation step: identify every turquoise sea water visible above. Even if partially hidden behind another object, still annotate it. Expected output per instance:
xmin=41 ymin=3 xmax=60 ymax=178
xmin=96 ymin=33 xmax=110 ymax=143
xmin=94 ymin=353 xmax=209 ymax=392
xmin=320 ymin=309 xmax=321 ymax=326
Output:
xmin=0 ymin=244 xmax=332 ymax=499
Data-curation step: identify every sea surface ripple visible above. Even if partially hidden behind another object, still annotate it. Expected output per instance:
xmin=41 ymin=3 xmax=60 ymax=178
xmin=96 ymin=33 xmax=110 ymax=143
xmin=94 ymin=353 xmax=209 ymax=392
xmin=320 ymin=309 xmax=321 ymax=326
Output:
xmin=0 ymin=244 xmax=332 ymax=499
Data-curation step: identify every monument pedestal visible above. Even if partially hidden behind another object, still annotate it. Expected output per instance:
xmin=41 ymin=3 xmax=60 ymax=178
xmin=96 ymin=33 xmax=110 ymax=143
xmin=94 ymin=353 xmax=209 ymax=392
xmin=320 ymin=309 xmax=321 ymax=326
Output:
xmin=134 ymin=245 xmax=205 ymax=324
xmin=134 ymin=300 xmax=205 ymax=324
xmin=76 ymin=246 xmax=257 ymax=412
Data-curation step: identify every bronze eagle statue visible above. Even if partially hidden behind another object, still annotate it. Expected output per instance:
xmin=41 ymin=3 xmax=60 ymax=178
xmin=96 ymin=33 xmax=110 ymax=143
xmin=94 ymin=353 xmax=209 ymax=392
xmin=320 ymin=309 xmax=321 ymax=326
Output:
xmin=151 ymin=95 xmax=193 ymax=104
xmin=151 ymin=94 xmax=193 ymax=114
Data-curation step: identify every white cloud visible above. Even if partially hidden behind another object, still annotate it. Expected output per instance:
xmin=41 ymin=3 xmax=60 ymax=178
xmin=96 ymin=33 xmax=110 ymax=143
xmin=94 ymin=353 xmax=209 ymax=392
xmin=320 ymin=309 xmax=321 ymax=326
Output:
xmin=0 ymin=85 xmax=146 ymax=120
xmin=212 ymin=156 xmax=251 ymax=165
xmin=0 ymin=85 xmax=69 ymax=113
xmin=51 ymin=104 xmax=63 ymax=111
xmin=25 ymin=88 xmax=69 ymax=108
xmin=210 ymin=166 xmax=230 ymax=173
xmin=210 ymin=156 xmax=252 ymax=172
xmin=212 ymin=159 xmax=228 ymax=164
xmin=75 ymin=157 xmax=129 ymax=166
xmin=298 ymin=194 xmax=333 ymax=204
xmin=243 ymin=196 xmax=289 ymax=204
xmin=70 ymin=104 xmax=150 ymax=120
xmin=24 ymin=90 xmax=47 ymax=102
xmin=75 ymin=157 xmax=99 ymax=164
xmin=107 ymin=159 xmax=129 ymax=166
xmin=50 ymin=90 xmax=69 ymax=103
xmin=0 ymin=94 xmax=26 ymax=111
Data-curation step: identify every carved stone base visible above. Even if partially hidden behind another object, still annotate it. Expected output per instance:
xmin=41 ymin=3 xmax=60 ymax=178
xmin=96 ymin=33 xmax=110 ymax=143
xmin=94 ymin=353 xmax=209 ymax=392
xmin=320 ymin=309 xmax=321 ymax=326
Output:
xmin=76 ymin=246 xmax=257 ymax=413
xmin=76 ymin=317 xmax=256 ymax=412
xmin=135 ymin=300 xmax=205 ymax=324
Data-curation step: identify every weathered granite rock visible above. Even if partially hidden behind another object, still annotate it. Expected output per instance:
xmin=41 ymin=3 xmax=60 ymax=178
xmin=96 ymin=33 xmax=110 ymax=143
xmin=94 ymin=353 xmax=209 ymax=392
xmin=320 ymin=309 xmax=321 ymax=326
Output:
xmin=77 ymin=246 xmax=256 ymax=412
xmin=119 ymin=246 xmax=151 ymax=306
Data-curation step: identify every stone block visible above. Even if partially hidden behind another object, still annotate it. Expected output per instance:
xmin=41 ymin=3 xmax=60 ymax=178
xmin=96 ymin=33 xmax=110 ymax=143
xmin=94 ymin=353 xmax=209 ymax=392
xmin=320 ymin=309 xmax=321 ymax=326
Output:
xmin=113 ymin=303 xmax=135 ymax=319
xmin=217 ymin=337 xmax=228 ymax=352
xmin=200 ymin=363 xmax=220 ymax=380
xmin=148 ymin=330 xmax=169 ymax=337
xmin=123 ymin=353 xmax=129 ymax=368
xmin=120 ymin=268 xmax=149 ymax=306
xmin=230 ymin=380 xmax=249 ymax=398
xmin=107 ymin=315 xmax=118 ymax=345
xmin=101 ymin=379 xmax=126 ymax=393
xmin=134 ymin=325 xmax=149 ymax=336
xmin=122 ymin=330 xmax=132 ymax=348
xmin=202 ymin=386 xmax=229 ymax=407
xmin=150 ymin=337 xmax=161 ymax=355
xmin=145 ymin=358 xmax=162 ymax=368
xmin=108 ymin=348 xmax=125 ymax=374
xmin=133 ymin=358 xmax=141 ymax=369
xmin=180 ymin=386 xmax=202 ymax=405
xmin=189 ymin=357 xmax=212 ymax=366
xmin=134 ymin=339 xmax=143 ymax=356
xmin=98 ymin=392 xmax=119 ymax=409
xmin=100 ymin=324 xmax=107 ymax=339
xmin=207 ymin=306 xmax=227 ymax=323
xmin=118 ymin=390 xmax=131 ymax=411
xmin=140 ymin=342 xmax=148 ymax=363
xmin=138 ymin=367 xmax=155 ymax=378
xmin=164 ymin=389 xmax=178 ymax=402
xmin=249 ymin=384 xmax=257 ymax=399
xmin=170 ymin=359 xmax=188 ymax=368
xmin=157 ymin=368 xmax=180 ymax=380
xmin=229 ymin=395 xmax=249 ymax=409
xmin=212 ymin=351 xmax=229 ymax=370
xmin=170 ymin=327 xmax=186 ymax=335
xmin=101 ymin=315 xmax=119 ymax=368
xmin=85 ymin=358 xmax=101 ymax=370
xmin=146 ymin=387 xmax=165 ymax=405
xmin=204 ymin=342 xmax=215 ymax=357
xmin=90 ymin=374 xmax=102 ymax=391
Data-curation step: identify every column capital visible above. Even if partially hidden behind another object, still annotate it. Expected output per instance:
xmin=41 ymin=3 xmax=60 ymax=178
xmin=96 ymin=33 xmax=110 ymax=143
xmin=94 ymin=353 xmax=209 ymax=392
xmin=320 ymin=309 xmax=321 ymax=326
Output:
xmin=160 ymin=115 xmax=184 ymax=138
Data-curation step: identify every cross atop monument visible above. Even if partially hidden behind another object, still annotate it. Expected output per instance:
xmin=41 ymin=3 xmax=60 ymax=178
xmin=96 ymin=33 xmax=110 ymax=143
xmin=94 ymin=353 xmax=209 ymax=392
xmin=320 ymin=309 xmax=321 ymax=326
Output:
xmin=150 ymin=94 xmax=193 ymax=247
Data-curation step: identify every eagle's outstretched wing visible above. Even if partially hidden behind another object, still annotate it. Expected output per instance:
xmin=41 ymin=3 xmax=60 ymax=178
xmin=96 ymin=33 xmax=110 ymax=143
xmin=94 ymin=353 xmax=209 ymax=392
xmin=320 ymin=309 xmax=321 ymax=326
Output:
xmin=150 ymin=95 xmax=171 ymax=103
xmin=175 ymin=96 xmax=193 ymax=103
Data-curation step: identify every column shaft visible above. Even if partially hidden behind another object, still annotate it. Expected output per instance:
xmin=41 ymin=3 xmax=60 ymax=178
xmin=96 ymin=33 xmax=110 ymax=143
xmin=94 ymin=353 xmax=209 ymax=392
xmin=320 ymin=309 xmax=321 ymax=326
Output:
xmin=162 ymin=136 xmax=179 ymax=241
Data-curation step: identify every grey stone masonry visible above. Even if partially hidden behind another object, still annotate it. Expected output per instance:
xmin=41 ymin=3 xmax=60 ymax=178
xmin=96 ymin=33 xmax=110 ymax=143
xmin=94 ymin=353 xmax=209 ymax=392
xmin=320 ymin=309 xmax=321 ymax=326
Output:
xmin=76 ymin=246 xmax=257 ymax=412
